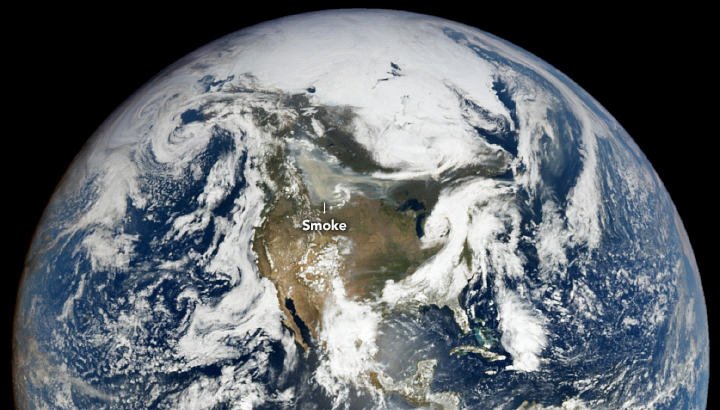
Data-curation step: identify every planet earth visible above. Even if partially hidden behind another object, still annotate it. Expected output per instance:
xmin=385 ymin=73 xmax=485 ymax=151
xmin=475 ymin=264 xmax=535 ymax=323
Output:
xmin=12 ymin=9 xmax=709 ymax=410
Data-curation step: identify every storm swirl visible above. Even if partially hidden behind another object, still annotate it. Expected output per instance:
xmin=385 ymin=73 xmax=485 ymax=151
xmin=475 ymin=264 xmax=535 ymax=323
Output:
xmin=13 ymin=10 xmax=708 ymax=410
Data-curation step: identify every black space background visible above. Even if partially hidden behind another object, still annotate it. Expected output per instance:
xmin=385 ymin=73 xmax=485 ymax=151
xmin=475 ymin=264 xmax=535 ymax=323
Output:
xmin=7 ymin=5 xmax=714 ymax=409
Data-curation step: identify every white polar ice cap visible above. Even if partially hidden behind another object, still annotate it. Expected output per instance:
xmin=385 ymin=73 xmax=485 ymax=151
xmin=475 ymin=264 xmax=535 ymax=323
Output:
xmin=187 ymin=9 xmax=516 ymax=177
